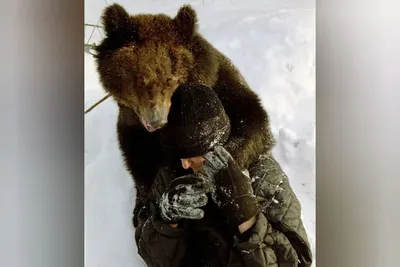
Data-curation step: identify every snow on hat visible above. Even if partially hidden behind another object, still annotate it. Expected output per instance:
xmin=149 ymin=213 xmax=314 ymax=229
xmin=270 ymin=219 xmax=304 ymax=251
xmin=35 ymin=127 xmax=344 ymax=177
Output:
xmin=160 ymin=83 xmax=231 ymax=159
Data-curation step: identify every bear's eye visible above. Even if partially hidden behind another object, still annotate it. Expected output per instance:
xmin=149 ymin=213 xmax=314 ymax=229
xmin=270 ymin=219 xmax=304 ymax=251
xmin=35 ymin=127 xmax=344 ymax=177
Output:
xmin=166 ymin=78 xmax=174 ymax=87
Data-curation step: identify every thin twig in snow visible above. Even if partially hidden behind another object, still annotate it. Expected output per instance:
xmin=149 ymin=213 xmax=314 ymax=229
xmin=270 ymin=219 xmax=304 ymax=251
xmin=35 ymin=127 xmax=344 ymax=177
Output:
xmin=85 ymin=93 xmax=111 ymax=114
xmin=97 ymin=26 xmax=104 ymax=38
xmin=86 ymin=18 xmax=101 ymax=44
xmin=84 ymin=2 xmax=110 ymax=115
xmin=85 ymin=23 xmax=104 ymax=29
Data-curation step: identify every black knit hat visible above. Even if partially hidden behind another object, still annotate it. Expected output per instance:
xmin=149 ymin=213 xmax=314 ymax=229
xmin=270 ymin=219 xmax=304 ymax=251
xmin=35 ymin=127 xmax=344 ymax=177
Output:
xmin=160 ymin=84 xmax=231 ymax=159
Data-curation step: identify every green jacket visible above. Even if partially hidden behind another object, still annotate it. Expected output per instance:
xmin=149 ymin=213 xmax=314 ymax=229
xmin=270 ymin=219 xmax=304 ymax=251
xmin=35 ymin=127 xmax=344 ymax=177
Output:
xmin=134 ymin=153 xmax=313 ymax=267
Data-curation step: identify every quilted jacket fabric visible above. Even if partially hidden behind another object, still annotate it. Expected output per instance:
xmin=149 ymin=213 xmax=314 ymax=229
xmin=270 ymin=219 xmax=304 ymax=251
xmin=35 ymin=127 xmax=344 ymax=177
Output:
xmin=134 ymin=152 xmax=313 ymax=267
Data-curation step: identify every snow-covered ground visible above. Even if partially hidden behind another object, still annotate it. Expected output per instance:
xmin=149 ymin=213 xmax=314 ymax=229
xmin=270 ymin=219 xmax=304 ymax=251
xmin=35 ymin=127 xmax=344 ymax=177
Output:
xmin=85 ymin=0 xmax=315 ymax=266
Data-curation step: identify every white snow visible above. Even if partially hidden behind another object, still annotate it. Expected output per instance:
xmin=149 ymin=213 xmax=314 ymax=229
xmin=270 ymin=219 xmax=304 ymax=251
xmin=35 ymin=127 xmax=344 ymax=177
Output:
xmin=85 ymin=0 xmax=315 ymax=266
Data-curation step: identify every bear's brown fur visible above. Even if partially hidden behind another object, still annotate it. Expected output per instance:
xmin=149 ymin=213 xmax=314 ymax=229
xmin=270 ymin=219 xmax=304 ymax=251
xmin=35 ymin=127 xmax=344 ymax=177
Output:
xmin=94 ymin=4 xmax=275 ymax=227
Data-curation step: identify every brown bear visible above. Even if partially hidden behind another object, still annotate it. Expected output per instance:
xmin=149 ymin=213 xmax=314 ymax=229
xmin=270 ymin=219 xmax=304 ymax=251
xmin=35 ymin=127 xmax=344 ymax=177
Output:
xmin=93 ymin=3 xmax=275 ymax=227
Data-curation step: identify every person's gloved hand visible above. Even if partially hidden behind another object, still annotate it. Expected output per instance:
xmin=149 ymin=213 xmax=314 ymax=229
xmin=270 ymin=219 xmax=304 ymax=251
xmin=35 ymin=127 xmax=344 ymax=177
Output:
xmin=159 ymin=174 xmax=211 ymax=224
xmin=201 ymin=145 xmax=261 ymax=227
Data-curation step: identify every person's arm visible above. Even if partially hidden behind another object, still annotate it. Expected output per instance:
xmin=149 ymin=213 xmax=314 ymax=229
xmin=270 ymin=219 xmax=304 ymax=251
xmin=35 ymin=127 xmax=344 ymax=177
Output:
xmin=202 ymin=146 xmax=306 ymax=266
xmin=134 ymin=203 xmax=187 ymax=267
xmin=249 ymin=152 xmax=313 ymax=267
xmin=135 ymin=173 xmax=211 ymax=267
xmin=231 ymin=212 xmax=301 ymax=267
xmin=238 ymin=216 xmax=256 ymax=234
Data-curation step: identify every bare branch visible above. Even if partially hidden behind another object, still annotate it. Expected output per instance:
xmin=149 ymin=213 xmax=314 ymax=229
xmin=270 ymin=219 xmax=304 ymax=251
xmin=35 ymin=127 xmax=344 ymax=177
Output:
xmin=97 ymin=26 xmax=104 ymax=38
xmin=86 ymin=18 xmax=102 ymax=44
xmin=85 ymin=23 xmax=104 ymax=29
xmin=85 ymin=93 xmax=111 ymax=114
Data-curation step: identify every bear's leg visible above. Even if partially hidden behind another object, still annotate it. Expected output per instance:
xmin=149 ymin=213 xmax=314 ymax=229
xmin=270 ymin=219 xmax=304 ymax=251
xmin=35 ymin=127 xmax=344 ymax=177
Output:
xmin=214 ymin=66 xmax=276 ymax=170
xmin=116 ymin=120 xmax=162 ymax=227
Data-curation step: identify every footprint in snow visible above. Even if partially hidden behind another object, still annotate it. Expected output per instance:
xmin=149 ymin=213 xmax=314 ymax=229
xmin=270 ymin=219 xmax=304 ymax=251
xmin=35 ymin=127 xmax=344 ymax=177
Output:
xmin=278 ymin=127 xmax=301 ymax=162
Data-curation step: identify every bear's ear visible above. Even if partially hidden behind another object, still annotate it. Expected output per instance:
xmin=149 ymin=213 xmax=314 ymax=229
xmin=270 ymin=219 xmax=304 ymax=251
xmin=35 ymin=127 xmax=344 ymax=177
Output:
xmin=173 ymin=5 xmax=198 ymax=43
xmin=101 ymin=4 xmax=131 ymax=35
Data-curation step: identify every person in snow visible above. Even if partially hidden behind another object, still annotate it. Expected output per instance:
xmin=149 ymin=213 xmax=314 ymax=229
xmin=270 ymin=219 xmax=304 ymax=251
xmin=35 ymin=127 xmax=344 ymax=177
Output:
xmin=134 ymin=84 xmax=313 ymax=267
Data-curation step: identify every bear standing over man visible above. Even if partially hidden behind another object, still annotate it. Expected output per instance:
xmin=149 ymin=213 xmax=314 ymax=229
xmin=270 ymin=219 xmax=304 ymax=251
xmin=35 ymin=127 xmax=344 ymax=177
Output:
xmin=93 ymin=3 xmax=312 ymax=267
xmin=94 ymin=3 xmax=275 ymax=227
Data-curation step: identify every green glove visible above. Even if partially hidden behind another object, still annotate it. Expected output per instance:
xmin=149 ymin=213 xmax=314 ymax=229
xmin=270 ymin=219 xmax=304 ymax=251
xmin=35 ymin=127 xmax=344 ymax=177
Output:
xmin=201 ymin=145 xmax=261 ymax=227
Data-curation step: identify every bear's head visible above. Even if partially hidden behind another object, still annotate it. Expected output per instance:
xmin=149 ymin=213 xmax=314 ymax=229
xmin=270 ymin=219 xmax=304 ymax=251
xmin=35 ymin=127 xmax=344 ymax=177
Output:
xmin=95 ymin=4 xmax=198 ymax=132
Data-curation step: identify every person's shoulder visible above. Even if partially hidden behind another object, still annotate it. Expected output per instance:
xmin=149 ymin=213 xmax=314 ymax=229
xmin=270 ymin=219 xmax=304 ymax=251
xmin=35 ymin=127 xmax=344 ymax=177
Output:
xmin=250 ymin=152 xmax=283 ymax=170
xmin=249 ymin=153 xmax=287 ymax=184
xmin=248 ymin=153 xmax=294 ymax=206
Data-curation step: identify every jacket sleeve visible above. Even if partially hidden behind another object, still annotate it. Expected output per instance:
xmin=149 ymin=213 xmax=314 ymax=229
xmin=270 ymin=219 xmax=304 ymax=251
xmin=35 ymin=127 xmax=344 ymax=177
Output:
xmin=134 ymin=202 xmax=187 ymax=267
xmin=232 ymin=212 xmax=300 ymax=267
xmin=134 ymin=163 xmax=191 ymax=267
xmin=249 ymin=153 xmax=313 ymax=267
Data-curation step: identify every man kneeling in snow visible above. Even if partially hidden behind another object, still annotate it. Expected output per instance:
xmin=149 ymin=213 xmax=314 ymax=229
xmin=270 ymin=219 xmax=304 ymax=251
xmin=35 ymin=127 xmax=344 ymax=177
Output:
xmin=134 ymin=84 xmax=313 ymax=267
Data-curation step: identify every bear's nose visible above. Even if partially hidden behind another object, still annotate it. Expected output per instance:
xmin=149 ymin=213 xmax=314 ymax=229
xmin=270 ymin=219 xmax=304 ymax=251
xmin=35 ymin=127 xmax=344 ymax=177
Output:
xmin=144 ymin=122 xmax=156 ymax=132
xmin=144 ymin=121 xmax=165 ymax=132
xmin=142 ymin=115 xmax=167 ymax=132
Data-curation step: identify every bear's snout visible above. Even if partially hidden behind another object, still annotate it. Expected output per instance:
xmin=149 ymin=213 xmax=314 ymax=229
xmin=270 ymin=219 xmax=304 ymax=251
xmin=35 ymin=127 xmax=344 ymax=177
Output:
xmin=141 ymin=109 xmax=168 ymax=132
